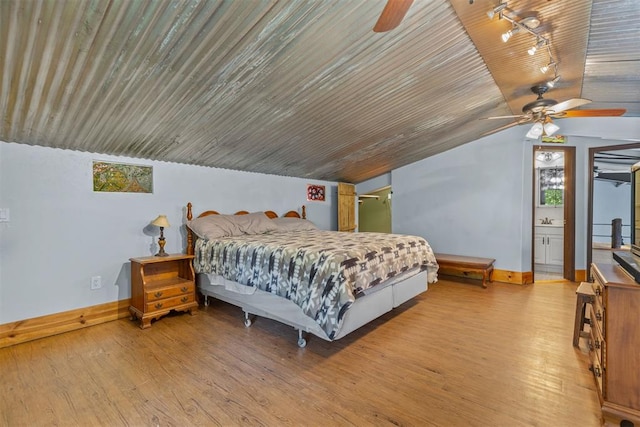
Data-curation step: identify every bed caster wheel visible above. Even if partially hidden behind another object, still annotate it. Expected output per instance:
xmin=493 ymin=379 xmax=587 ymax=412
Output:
xmin=296 ymin=329 xmax=307 ymax=348
xmin=243 ymin=313 xmax=253 ymax=327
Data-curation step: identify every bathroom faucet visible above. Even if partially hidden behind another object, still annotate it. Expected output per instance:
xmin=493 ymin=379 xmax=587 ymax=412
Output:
xmin=540 ymin=217 xmax=553 ymax=225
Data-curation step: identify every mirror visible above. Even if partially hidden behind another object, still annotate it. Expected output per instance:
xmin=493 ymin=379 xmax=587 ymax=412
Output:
xmin=536 ymin=151 xmax=564 ymax=208
xmin=538 ymin=167 xmax=564 ymax=206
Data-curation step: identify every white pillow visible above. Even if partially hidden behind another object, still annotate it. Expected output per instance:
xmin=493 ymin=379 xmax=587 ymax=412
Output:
xmin=272 ymin=217 xmax=318 ymax=232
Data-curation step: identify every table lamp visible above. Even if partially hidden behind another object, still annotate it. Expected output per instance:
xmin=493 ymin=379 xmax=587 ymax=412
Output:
xmin=151 ymin=215 xmax=170 ymax=256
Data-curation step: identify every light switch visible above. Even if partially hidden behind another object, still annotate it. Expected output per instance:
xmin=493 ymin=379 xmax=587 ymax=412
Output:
xmin=0 ymin=208 xmax=10 ymax=222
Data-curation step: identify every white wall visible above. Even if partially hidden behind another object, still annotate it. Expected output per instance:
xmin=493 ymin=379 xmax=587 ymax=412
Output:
xmin=391 ymin=126 xmax=530 ymax=271
xmin=0 ymin=142 xmax=336 ymax=324
xmin=3 ymin=117 xmax=639 ymax=323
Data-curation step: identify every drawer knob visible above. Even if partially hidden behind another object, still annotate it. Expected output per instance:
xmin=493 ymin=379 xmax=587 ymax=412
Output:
xmin=181 ymin=287 xmax=188 ymax=292
xmin=596 ymin=311 xmax=602 ymax=321
xmin=181 ymin=296 xmax=188 ymax=303
xmin=588 ymin=340 xmax=594 ymax=352
xmin=595 ymin=339 xmax=601 ymax=349
xmin=589 ymin=364 xmax=602 ymax=377
xmin=595 ymin=287 xmax=602 ymax=296
xmin=154 ymin=291 xmax=163 ymax=298
xmin=155 ymin=303 xmax=163 ymax=309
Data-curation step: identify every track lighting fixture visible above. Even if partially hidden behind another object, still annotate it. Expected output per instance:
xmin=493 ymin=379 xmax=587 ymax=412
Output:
xmin=487 ymin=1 xmax=560 ymax=89
xmin=487 ymin=2 xmax=507 ymax=19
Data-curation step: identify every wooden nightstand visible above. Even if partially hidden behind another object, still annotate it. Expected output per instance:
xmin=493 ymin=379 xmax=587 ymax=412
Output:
xmin=129 ymin=254 xmax=198 ymax=329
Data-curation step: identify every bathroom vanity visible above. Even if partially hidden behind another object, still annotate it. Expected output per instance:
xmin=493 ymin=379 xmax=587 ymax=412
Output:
xmin=534 ymin=224 xmax=564 ymax=269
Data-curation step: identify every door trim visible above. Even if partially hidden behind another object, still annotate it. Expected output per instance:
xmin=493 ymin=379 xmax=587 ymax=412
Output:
xmin=532 ymin=145 xmax=576 ymax=281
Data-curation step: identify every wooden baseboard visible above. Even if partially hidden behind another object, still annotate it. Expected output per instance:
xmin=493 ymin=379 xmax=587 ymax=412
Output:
xmin=575 ymin=269 xmax=588 ymax=282
xmin=492 ymin=269 xmax=587 ymax=284
xmin=0 ymin=299 xmax=131 ymax=349
xmin=493 ymin=269 xmax=534 ymax=285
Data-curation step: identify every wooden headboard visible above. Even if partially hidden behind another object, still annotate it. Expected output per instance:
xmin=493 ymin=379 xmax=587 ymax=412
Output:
xmin=185 ymin=202 xmax=306 ymax=255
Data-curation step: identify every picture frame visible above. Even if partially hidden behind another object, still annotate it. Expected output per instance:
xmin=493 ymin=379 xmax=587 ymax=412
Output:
xmin=93 ymin=161 xmax=153 ymax=193
xmin=306 ymin=184 xmax=325 ymax=202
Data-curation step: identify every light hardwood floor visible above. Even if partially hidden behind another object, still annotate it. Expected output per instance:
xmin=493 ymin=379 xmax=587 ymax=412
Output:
xmin=0 ymin=278 xmax=601 ymax=426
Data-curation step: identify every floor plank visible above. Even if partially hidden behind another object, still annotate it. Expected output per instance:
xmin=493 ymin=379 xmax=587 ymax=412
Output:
xmin=0 ymin=278 xmax=601 ymax=426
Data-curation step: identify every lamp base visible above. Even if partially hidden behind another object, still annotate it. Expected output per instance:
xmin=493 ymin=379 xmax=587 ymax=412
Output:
xmin=155 ymin=235 xmax=168 ymax=257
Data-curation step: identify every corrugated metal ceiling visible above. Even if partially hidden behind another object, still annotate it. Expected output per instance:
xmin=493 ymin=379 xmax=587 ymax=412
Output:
xmin=0 ymin=0 xmax=638 ymax=183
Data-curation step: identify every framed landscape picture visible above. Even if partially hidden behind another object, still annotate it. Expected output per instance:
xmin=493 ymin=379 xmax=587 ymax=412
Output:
xmin=93 ymin=161 xmax=153 ymax=193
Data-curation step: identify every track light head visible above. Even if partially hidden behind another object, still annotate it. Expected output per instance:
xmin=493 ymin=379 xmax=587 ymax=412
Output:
xmin=540 ymin=61 xmax=556 ymax=74
xmin=502 ymin=26 xmax=519 ymax=42
xmin=487 ymin=2 xmax=507 ymax=19
xmin=546 ymin=75 xmax=561 ymax=88
xmin=528 ymin=38 xmax=546 ymax=55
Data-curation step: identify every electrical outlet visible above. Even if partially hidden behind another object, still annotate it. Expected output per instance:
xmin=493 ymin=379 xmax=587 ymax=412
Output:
xmin=90 ymin=276 xmax=102 ymax=290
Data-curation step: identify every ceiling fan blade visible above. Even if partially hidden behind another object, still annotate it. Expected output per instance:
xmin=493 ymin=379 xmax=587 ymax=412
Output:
xmin=559 ymin=108 xmax=627 ymax=118
xmin=546 ymin=98 xmax=591 ymax=114
xmin=373 ymin=0 xmax=414 ymax=32
xmin=483 ymin=114 xmax=528 ymax=120
xmin=482 ymin=119 xmax=531 ymax=136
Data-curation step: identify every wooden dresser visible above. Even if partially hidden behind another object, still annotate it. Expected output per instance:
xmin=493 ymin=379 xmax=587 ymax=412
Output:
xmin=589 ymin=263 xmax=640 ymax=426
xmin=129 ymin=254 xmax=198 ymax=329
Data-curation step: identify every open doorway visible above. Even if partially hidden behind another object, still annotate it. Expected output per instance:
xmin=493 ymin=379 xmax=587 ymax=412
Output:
xmin=358 ymin=186 xmax=392 ymax=233
xmin=587 ymin=143 xmax=640 ymax=273
xmin=532 ymin=145 xmax=576 ymax=282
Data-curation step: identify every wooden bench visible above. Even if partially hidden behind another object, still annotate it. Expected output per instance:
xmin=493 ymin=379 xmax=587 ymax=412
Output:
xmin=435 ymin=253 xmax=495 ymax=288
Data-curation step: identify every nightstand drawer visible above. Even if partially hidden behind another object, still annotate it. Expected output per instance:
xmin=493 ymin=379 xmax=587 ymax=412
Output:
xmin=145 ymin=293 xmax=195 ymax=313
xmin=145 ymin=282 xmax=194 ymax=302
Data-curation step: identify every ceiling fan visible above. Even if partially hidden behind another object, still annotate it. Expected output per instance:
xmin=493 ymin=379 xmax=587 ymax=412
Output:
xmin=373 ymin=0 xmax=414 ymax=32
xmin=484 ymin=84 xmax=626 ymax=138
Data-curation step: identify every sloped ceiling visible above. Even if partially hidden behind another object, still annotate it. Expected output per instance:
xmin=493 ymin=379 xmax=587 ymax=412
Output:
xmin=1 ymin=0 xmax=639 ymax=183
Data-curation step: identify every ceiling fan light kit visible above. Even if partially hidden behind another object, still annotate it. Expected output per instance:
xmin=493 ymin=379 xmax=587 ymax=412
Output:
xmin=526 ymin=122 xmax=544 ymax=139
xmin=544 ymin=122 xmax=560 ymax=136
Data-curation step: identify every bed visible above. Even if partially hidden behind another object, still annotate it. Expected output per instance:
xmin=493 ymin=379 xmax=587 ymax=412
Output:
xmin=185 ymin=202 xmax=438 ymax=347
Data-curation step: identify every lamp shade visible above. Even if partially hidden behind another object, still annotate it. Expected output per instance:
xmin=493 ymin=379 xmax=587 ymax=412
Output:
xmin=151 ymin=215 xmax=170 ymax=228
